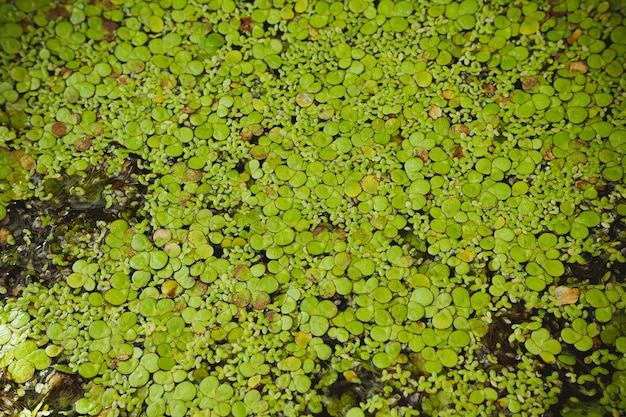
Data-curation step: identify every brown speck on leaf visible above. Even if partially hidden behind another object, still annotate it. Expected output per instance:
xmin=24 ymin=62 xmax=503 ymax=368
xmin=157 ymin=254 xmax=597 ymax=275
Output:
xmin=495 ymin=400 xmax=507 ymax=412
xmin=161 ymin=76 xmax=177 ymax=90
xmin=450 ymin=124 xmax=470 ymax=135
xmin=240 ymin=16 xmax=253 ymax=33
xmin=575 ymin=180 xmax=590 ymax=190
xmin=266 ymin=186 xmax=278 ymax=198
xmin=423 ymin=50 xmax=436 ymax=60
xmin=75 ymin=137 xmax=92 ymax=152
xmin=178 ymin=191 xmax=194 ymax=207
xmin=111 ymin=353 xmax=132 ymax=368
xmin=567 ymin=28 xmax=582 ymax=45
xmin=233 ymin=264 xmax=249 ymax=281
xmin=52 ymin=122 xmax=68 ymax=136
xmin=428 ymin=105 xmax=442 ymax=119
xmin=569 ymin=60 xmax=588 ymax=74
xmin=240 ymin=127 xmax=253 ymax=141
xmin=47 ymin=8 xmax=61 ymax=20
xmin=483 ymin=83 xmax=496 ymax=97
xmin=543 ymin=147 xmax=555 ymax=161
xmin=233 ymin=307 xmax=243 ymax=319
xmin=442 ymin=90 xmax=455 ymax=100
xmin=312 ymin=226 xmax=327 ymax=238
xmin=333 ymin=228 xmax=347 ymax=241
xmin=116 ymin=75 xmax=129 ymax=85
xmin=19 ymin=154 xmax=36 ymax=170
xmin=309 ymin=26 xmax=320 ymax=38
xmin=173 ymin=299 xmax=187 ymax=313
xmin=575 ymin=139 xmax=589 ymax=148
xmin=195 ymin=282 xmax=208 ymax=295
xmin=102 ymin=18 xmax=118 ymax=33
xmin=495 ymin=95 xmax=511 ymax=106
xmin=183 ymin=168 xmax=202 ymax=183
xmin=47 ymin=6 xmax=71 ymax=20
xmin=593 ymin=336 xmax=602 ymax=349
xmin=19 ymin=18 xmax=33 ymax=32
xmin=182 ymin=105 xmax=196 ymax=114
xmin=60 ymin=67 xmax=72 ymax=78
xmin=416 ymin=149 xmax=429 ymax=162
xmin=152 ymin=228 xmax=172 ymax=243
xmin=161 ymin=280 xmax=178 ymax=298
xmin=452 ymin=145 xmax=464 ymax=159
xmin=100 ymin=0 xmax=118 ymax=11
xmin=522 ymin=77 xmax=539 ymax=92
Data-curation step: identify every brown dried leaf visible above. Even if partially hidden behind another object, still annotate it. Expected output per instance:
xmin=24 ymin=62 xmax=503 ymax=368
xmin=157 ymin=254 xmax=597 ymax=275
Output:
xmin=543 ymin=147 xmax=555 ymax=161
xmin=450 ymin=124 xmax=470 ymax=135
xmin=239 ymin=16 xmax=253 ymax=33
xmin=567 ymin=28 xmax=582 ymax=45
xmin=240 ymin=128 xmax=253 ymax=141
xmin=182 ymin=168 xmax=202 ymax=183
xmin=483 ymin=83 xmax=496 ymax=97
xmin=74 ymin=137 xmax=92 ymax=152
xmin=442 ymin=90 xmax=456 ymax=99
xmin=428 ymin=105 xmax=442 ymax=119
xmin=161 ymin=280 xmax=178 ymax=298
xmin=495 ymin=95 xmax=511 ymax=106
xmin=19 ymin=154 xmax=36 ymax=170
xmin=60 ymin=67 xmax=72 ymax=78
xmin=0 ymin=228 xmax=12 ymax=245
xmin=102 ymin=18 xmax=119 ymax=33
xmin=569 ymin=60 xmax=588 ymax=74
xmin=51 ymin=122 xmax=68 ymax=136
xmin=416 ymin=150 xmax=429 ymax=162
xmin=522 ymin=77 xmax=539 ymax=92
xmin=575 ymin=180 xmax=590 ymax=190
xmin=152 ymin=228 xmax=172 ymax=243
xmin=554 ymin=286 xmax=579 ymax=305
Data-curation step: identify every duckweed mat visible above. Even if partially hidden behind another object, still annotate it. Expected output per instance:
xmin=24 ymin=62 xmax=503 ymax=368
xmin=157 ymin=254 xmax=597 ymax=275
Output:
xmin=1 ymin=0 xmax=625 ymax=416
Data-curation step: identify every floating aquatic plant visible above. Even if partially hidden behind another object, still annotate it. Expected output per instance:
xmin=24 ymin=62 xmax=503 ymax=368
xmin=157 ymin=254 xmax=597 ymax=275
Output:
xmin=0 ymin=0 xmax=625 ymax=416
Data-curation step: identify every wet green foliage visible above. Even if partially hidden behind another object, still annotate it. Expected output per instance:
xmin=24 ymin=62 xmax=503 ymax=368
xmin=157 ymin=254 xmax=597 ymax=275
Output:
xmin=1 ymin=0 xmax=625 ymax=416
xmin=0 ymin=162 xmax=145 ymax=301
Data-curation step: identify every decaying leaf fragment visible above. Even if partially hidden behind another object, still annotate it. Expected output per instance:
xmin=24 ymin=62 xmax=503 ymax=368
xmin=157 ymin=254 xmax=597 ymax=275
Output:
xmin=554 ymin=286 xmax=580 ymax=305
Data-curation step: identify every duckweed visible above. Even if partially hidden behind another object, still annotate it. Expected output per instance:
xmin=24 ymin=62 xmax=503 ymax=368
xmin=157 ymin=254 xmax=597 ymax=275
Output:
xmin=1 ymin=0 xmax=625 ymax=416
